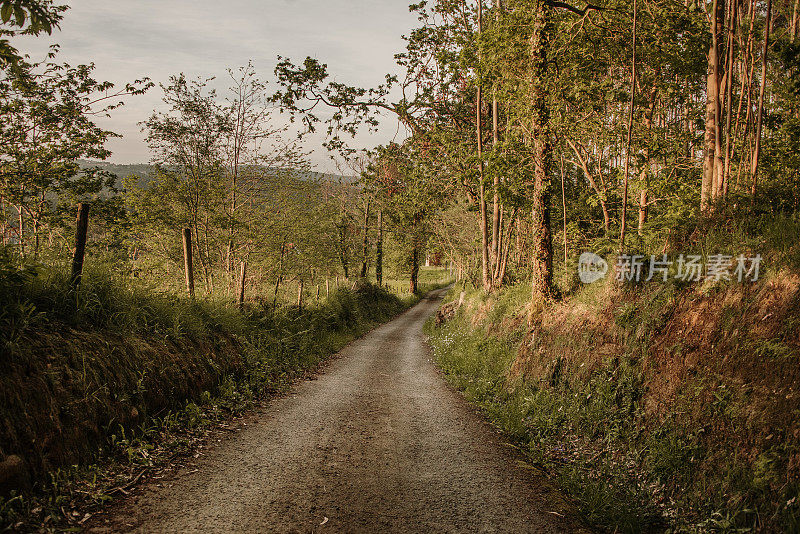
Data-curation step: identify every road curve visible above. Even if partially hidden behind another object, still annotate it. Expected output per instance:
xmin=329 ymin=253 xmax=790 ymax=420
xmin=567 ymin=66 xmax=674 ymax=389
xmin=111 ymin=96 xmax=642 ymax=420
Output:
xmin=104 ymin=288 xmax=588 ymax=533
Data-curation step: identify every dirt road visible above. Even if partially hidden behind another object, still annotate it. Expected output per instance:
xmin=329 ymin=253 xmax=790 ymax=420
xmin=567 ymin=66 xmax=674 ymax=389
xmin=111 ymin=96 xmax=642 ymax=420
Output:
xmin=104 ymin=288 xmax=587 ymax=533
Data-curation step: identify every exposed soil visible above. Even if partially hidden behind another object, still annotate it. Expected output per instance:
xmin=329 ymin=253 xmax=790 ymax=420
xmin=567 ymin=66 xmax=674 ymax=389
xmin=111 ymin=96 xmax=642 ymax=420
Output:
xmin=93 ymin=289 xmax=588 ymax=533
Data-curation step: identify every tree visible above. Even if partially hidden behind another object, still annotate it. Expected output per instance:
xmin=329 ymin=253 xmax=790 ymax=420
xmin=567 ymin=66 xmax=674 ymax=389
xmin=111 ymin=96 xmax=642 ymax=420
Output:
xmin=142 ymin=75 xmax=230 ymax=291
xmin=0 ymin=0 xmax=65 ymax=68
xmin=220 ymin=62 xmax=308 ymax=277
xmin=528 ymin=0 xmax=555 ymax=302
xmin=0 ymin=53 xmax=150 ymax=256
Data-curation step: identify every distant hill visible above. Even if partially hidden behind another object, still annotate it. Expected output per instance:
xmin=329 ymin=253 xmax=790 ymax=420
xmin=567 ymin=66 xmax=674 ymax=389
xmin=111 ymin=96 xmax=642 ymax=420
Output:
xmin=77 ymin=160 xmax=351 ymax=190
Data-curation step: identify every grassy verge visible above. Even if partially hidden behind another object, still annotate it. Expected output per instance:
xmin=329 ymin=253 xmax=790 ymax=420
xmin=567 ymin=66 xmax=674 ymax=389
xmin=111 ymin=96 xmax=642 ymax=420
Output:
xmin=426 ymin=266 xmax=800 ymax=532
xmin=0 ymin=258 xmax=448 ymax=531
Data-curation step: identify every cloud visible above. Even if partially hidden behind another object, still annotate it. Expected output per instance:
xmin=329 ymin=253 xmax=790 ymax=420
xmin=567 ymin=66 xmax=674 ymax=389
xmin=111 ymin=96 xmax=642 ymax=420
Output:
xmin=12 ymin=0 xmax=417 ymax=172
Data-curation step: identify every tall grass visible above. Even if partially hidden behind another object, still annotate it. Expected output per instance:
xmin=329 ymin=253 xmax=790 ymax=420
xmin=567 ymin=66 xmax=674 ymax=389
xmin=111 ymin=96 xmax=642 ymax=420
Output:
xmin=0 ymin=251 xmax=448 ymax=531
xmin=427 ymin=251 xmax=800 ymax=533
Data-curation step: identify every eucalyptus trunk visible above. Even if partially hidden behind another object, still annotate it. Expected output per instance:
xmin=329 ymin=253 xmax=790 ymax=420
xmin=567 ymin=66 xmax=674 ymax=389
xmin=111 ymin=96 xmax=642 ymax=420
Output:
xmin=750 ymin=0 xmax=772 ymax=195
xmin=701 ymin=0 xmax=724 ymax=212
xmin=476 ymin=0 xmax=491 ymax=292
xmin=620 ymin=0 xmax=637 ymax=252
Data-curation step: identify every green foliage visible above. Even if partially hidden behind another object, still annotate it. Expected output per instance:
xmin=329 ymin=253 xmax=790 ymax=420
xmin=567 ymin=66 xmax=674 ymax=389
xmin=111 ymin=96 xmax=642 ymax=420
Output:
xmin=0 ymin=0 xmax=66 ymax=68
xmin=427 ymin=299 xmax=662 ymax=531
xmin=427 ymin=273 xmax=800 ymax=532
xmin=0 ymin=250 xmax=424 ymax=530
xmin=0 ymin=48 xmax=151 ymax=260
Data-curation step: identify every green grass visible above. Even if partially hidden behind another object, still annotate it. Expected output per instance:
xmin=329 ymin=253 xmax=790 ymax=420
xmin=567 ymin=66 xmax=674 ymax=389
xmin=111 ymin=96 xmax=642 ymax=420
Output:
xmin=426 ymin=277 xmax=800 ymax=533
xmin=426 ymin=300 xmax=663 ymax=532
xmin=0 ymin=255 xmax=450 ymax=531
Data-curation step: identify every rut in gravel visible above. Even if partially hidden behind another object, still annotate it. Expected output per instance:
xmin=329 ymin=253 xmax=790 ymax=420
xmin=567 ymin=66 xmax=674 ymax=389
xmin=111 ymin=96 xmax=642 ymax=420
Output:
xmin=102 ymin=288 xmax=588 ymax=533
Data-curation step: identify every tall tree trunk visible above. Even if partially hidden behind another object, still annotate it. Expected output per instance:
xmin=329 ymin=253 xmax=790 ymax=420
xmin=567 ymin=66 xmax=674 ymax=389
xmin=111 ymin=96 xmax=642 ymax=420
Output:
xmin=376 ymin=209 xmax=383 ymax=286
xmin=226 ymin=166 xmax=237 ymax=275
xmin=337 ymin=220 xmax=349 ymax=278
xmin=491 ymin=96 xmax=500 ymax=272
xmin=477 ymin=0 xmax=491 ymax=292
xmin=33 ymin=216 xmax=40 ymax=258
xmin=560 ymin=155 xmax=568 ymax=267
xmin=360 ymin=197 xmax=370 ymax=278
xmin=0 ymin=195 xmax=6 ymax=246
xmin=492 ymin=208 xmax=505 ymax=283
xmin=684 ymin=81 xmax=692 ymax=160
xmin=491 ymin=0 xmax=503 ymax=272
xmin=735 ymin=0 xmax=758 ymax=191
xmin=497 ymin=210 xmax=514 ymax=285
xmin=702 ymin=0 xmax=724 ymax=212
xmin=731 ymin=0 xmax=755 ymax=193
xmin=750 ymin=0 xmax=772 ymax=195
xmin=721 ymin=0 xmax=738 ymax=196
xmin=712 ymin=0 xmax=727 ymax=200
xmin=620 ymin=0 xmax=638 ymax=252
xmin=639 ymin=81 xmax=658 ymax=236
xmin=529 ymin=0 xmax=554 ymax=306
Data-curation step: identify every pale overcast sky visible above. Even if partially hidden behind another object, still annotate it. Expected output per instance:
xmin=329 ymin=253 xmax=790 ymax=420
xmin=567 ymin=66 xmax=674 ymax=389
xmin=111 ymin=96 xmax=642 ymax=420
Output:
xmin=14 ymin=1 xmax=418 ymax=172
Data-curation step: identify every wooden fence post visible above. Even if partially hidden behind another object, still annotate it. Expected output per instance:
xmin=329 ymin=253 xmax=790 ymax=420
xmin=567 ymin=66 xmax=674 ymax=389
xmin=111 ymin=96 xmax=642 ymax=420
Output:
xmin=238 ymin=261 xmax=246 ymax=310
xmin=71 ymin=203 xmax=90 ymax=289
xmin=297 ymin=279 xmax=304 ymax=310
xmin=182 ymin=228 xmax=195 ymax=298
xmin=326 ymin=278 xmax=330 ymax=298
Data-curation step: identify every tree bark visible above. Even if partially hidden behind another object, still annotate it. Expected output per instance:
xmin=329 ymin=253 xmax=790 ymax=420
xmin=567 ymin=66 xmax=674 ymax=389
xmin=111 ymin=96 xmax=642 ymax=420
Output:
xmin=491 ymin=0 xmax=502 ymax=271
xmin=701 ymin=0 xmax=724 ymax=212
xmin=360 ymin=197 xmax=370 ymax=278
xmin=735 ymin=0 xmax=758 ymax=191
xmin=497 ymin=209 xmax=514 ymax=285
xmin=376 ymin=209 xmax=383 ymax=286
xmin=620 ymin=0 xmax=637 ymax=252
xmin=297 ymin=279 xmax=304 ymax=310
xmin=721 ymin=0 xmax=738 ymax=196
xmin=0 ymin=195 xmax=6 ymax=246
xmin=750 ymin=0 xmax=772 ymax=195
xmin=273 ymin=241 xmax=285 ymax=308
xmin=639 ymin=81 xmax=658 ymax=235
xmin=560 ymin=156 xmax=568 ymax=267
xmin=477 ymin=0 xmax=491 ymax=292
xmin=337 ymin=219 xmax=349 ymax=278
xmin=529 ymin=0 xmax=555 ymax=306
xmin=712 ymin=0 xmax=727 ymax=200
xmin=492 ymin=208 xmax=505 ymax=283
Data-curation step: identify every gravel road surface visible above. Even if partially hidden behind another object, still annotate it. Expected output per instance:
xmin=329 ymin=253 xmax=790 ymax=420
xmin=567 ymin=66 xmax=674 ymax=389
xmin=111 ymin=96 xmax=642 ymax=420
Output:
xmin=102 ymin=288 xmax=588 ymax=533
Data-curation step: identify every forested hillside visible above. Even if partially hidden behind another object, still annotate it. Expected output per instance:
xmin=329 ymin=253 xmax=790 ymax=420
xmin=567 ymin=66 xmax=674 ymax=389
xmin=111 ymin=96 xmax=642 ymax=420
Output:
xmin=1 ymin=0 xmax=798 ymax=531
